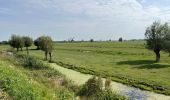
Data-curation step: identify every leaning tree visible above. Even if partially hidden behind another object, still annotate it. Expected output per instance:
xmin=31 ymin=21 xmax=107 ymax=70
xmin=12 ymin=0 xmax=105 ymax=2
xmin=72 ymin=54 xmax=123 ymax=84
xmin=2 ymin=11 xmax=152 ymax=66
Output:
xmin=23 ymin=36 xmax=33 ymax=54
xmin=145 ymin=22 xmax=170 ymax=62
xmin=39 ymin=36 xmax=53 ymax=62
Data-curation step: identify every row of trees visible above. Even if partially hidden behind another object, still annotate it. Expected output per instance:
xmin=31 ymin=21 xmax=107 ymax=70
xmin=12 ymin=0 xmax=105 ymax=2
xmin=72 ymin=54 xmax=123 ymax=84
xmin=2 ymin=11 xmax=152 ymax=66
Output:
xmin=9 ymin=35 xmax=53 ymax=62
xmin=145 ymin=21 xmax=170 ymax=62
xmin=9 ymin=35 xmax=33 ymax=54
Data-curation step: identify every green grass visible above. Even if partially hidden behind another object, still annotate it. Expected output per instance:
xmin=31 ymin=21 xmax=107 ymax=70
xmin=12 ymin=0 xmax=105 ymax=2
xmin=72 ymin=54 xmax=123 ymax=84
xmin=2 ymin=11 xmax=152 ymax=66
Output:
xmin=0 ymin=57 xmax=54 ymax=100
xmin=0 ymin=49 xmax=75 ymax=99
xmin=2 ymin=41 xmax=170 ymax=95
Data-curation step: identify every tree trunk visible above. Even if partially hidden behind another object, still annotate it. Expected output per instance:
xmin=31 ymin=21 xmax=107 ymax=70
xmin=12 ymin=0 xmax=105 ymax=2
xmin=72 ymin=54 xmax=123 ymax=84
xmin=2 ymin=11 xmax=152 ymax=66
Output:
xmin=26 ymin=47 xmax=29 ymax=55
xmin=154 ymin=49 xmax=160 ymax=62
xmin=21 ymin=48 xmax=23 ymax=51
xmin=45 ymin=51 xmax=48 ymax=60
xmin=49 ymin=52 xmax=52 ymax=62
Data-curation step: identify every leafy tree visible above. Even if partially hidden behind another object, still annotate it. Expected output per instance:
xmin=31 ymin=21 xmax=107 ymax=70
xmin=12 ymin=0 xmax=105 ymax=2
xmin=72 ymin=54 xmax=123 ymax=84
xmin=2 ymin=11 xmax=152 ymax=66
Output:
xmin=34 ymin=38 xmax=41 ymax=50
xmin=9 ymin=35 xmax=24 ymax=52
xmin=39 ymin=36 xmax=53 ymax=62
xmin=23 ymin=36 xmax=33 ymax=54
xmin=145 ymin=22 xmax=170 ymax=62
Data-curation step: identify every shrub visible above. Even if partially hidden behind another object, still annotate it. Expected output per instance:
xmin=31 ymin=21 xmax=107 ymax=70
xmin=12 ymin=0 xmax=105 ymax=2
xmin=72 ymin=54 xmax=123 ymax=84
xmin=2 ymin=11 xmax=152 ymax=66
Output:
xmin=23 ymin=56 xmax=49 ymax=69
xmin=105 ymin=79 xmax=112 ymax=90
xmin=78 ymin=76 xmax=103 ymax=97
xmin=78 ymin=76 xmax=128 ymax=100
xmin=16 ymin=54 xmax=49 ymax=69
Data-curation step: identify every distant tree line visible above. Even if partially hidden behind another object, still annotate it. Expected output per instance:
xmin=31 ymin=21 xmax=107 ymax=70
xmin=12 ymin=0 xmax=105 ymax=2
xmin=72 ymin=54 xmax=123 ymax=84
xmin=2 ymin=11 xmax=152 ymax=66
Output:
xmin=0 ymin=41 xmax=9 ymax=45
xmin=9 ymin=34 xmax=53 ymax=62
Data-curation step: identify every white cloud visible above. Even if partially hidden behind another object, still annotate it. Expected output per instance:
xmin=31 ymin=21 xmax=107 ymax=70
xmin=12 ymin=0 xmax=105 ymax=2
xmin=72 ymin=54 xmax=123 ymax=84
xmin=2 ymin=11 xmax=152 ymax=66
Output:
xmin=2 ymin=0 xmax=170 ymax=40
xmin=23 ymin=0 xmax=164 ymax=21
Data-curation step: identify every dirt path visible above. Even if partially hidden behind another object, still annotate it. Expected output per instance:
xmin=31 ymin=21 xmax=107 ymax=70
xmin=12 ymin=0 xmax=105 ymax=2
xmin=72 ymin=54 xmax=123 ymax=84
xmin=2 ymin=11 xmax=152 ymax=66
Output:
xmin=51 ymin=63 xmax=170 ymax=100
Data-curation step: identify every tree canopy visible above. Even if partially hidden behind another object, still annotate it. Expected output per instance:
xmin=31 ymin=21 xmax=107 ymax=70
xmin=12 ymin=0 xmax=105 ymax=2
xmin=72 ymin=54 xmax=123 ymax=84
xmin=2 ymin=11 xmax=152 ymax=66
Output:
xmin=145 ymin=21 xmax=170 ymax=62
xmin=23 ymin=36 xmax=33 ymax=54
xmin=39 ymin=36 xmax=53 ymax=62
xmin=34 ymin=38 xmax=41 ymax=50
xmin=9 ymin=35 xmax=24 ymax=51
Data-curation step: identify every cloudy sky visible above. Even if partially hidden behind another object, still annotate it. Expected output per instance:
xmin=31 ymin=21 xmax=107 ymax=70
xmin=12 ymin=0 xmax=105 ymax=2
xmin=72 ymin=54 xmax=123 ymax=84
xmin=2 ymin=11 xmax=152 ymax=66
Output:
xmin=0 ymin=0 xmax=170 ymax=41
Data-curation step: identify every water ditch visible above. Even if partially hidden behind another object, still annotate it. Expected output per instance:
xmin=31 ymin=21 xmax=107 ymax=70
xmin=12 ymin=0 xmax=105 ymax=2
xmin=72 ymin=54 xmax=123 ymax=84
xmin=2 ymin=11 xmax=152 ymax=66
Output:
xmin=51 ymin=63 xmax=170 ymax=100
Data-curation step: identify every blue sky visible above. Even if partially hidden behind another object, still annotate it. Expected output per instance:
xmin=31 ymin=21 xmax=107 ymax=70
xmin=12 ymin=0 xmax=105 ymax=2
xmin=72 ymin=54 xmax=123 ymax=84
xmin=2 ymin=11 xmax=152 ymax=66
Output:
xmin=1 ymin=0 xmax=170 ymax=41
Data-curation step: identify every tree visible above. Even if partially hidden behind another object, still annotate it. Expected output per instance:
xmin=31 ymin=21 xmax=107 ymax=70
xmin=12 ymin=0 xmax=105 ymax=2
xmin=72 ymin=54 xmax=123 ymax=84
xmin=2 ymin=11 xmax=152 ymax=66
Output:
xmin=39 ymin=36 xmax=53 ymax=62
xmin=9 ymin=35 xmax=24 ymax=52
xmin=90 ymin=39 xmax=94 ymax=42
xmin=23 ymin=36 xmax=33 ymax=54
xmin=163 ymin=33 xmax=170 ymax=56
xmin=34 ymin=38 xmax=41 ymax=50
xmin=119 ymin=37 xmax=123 ymax=42
xmin=145 ymin=22 xmax=170 ymax=62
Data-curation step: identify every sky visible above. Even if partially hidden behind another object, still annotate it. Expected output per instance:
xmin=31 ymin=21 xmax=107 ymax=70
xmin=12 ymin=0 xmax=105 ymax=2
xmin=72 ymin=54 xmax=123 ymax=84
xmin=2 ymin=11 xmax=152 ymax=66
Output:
xmin=1 ymin=0 xmax=170 ymax=41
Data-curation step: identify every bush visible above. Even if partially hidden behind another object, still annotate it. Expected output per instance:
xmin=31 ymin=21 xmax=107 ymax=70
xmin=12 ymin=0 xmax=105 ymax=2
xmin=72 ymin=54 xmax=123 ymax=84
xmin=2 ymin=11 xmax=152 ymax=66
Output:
xmin=78 ymin=76 xmax=128 ymax=100
xmin=16 ymin=54 xmax=49 ymax=69
xmin=23 ymin=57 xmax=49 ymax=69
xmin=78 ymin=76 xmax=103 ymax=97
xmin=105 ymin=79 xmax=112 ymax=90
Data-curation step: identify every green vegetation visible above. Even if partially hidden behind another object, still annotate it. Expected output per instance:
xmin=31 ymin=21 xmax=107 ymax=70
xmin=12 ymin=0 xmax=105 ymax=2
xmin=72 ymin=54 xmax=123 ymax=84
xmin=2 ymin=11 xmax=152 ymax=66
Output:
xmin=0 ymin=51 xmax=75 ymax=99
xmin=9 ymin=34 xmax=24 ymax=52
xmin=0 ymin=56 xmax=53 ymax=99
xmin=38 ymin=36 xmax=53 ymax=62
xmin=12 ymin=41 xmax=170 ymax=95
xmin=23 ymin=36 xmax=33 ymax=54
xmin=145 ymin=22 xmax=170 ymax=62
xmin=0 ymin=45 xmax=126 ymax=99
xmin=3 ymin=25 xmax=170 ymax=98
xmin=78 ymin=76 xmax=127 ymax=100
xmin=34 ymin=37 xmax=41 ymax=50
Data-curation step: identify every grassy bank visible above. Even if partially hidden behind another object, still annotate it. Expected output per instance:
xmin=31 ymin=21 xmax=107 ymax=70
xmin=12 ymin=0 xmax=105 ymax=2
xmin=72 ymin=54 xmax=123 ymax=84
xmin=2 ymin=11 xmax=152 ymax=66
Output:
xmin=0 ymin=51 xmax=75 ymax=99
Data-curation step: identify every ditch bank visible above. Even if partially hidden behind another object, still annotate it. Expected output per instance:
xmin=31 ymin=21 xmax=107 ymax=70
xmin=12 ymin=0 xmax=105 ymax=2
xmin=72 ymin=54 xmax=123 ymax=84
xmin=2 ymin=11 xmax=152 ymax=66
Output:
xmin=51 ymin=63 xmax=170 ymax=100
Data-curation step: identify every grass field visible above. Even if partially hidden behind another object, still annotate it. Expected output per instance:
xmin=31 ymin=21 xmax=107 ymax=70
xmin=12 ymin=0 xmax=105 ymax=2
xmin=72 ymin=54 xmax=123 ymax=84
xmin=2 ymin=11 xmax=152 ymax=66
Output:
xmin=52 ymin=41 xmax=170 ymax=95
xmin=2 ymin=41 xmax=170 ymax=95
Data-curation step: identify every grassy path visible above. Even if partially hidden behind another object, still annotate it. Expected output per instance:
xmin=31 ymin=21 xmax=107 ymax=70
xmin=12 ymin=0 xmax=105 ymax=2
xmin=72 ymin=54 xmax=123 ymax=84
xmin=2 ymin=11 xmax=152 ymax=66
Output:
xmin=51 ymin=63 xmax=170 ymax=100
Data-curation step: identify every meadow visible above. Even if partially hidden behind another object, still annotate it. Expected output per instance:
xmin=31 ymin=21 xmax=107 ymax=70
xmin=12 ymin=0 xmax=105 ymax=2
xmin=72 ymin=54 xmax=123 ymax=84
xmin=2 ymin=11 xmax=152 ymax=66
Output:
xmin=1 ymin=40 xmax=170 ymax=96
xmin=14 ymin=40 xmax=170 ymax=95
xmin=0 ymin=43 xmax=127 ymax=99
